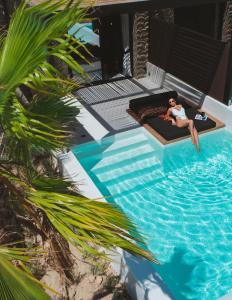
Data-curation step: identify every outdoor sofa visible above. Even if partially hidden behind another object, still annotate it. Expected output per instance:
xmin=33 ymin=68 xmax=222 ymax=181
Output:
xmin=127 ymin=90 xmax=219 ymax=143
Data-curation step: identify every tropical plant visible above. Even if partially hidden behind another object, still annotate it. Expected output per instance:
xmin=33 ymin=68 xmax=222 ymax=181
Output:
xmin=0 ymin=242 xmax=58 ymax=299
xmin=0 ymin=0 xmax=157 ymax=298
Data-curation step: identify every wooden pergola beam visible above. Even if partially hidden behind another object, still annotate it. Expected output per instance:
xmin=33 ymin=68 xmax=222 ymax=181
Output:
xmin=31 ymin=0 xmax=227 ymax=11
xmin=87 ymin=0 xmax=227 ymax=16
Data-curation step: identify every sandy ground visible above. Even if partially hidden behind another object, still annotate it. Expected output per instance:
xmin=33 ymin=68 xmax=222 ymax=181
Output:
xmin=41 ymin=245 xmax=131 ymax=300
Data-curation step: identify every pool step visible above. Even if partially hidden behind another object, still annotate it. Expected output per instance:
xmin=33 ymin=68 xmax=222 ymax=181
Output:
xmin=97 ymin=162 xmax=162 ymax=184
xmin=101 ymin=133 xmax=148 ymax=152
xmin=105 ymin=171 xmax=165 ymax=198
xmin=102 ymin=168 xmax=164 ymax=194
xmin=80 ymin=140 xmax=150 ymax=163
xmin=92 ymin=149 xmax=160 ymax=175
xmin=73 ymin=132 xmax=148 ymax=159
xmin=91 ymin=144 xmax=154 ymax=169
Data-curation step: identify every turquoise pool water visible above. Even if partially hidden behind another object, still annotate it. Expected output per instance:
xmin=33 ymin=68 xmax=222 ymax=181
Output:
xmin=72 ymin=128 xmax=232 ymax=300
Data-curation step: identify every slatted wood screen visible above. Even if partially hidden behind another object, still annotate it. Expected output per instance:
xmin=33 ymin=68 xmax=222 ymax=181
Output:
xmin=149 ymin=19 xmax=225 ymax=94
xmin=149 ymin=20 xmax=176 ymax=70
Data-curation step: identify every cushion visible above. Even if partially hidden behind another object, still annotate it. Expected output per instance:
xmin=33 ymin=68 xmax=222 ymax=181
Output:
xmin=146 ymin=117 xmax=189 ymax=140
xmin=137 ymin=106 xmax=153 ymax=117
xmin=129 ymin=91 xmax=193 ymax=116
xmin=140 ymin=106 xmax=167 ymax=121
xmin=129 ymin=91 xmax=178 ymax=113
xmin=158 ymin=113 xmax=173 ymax=124
xmin=145 ymin=108 xmax=216 ymax=141
xmin=186 ymin=108 xmax=216 ymax=131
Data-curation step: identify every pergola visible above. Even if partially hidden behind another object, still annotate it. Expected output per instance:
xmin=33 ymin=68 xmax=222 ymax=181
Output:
xmin=31 ymin=0 xmax=226 ymax=11
xmin=85 ymin=0 xmax=226 ymax=14
xmin=30 ymin=0 xmax=232 ymax=103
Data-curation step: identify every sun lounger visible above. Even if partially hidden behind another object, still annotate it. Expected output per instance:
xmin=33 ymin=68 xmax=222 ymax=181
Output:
xmin=127 ymin=91 xmax=224 ymax=144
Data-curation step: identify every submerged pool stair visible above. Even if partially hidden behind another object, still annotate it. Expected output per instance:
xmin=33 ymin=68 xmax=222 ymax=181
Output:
xmin=74 ymin=130 xmax=165 ymax=197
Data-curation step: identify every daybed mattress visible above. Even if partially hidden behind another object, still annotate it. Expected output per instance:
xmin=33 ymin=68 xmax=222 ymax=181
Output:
xmin=145 ymin=108 xmax=216 ymax=141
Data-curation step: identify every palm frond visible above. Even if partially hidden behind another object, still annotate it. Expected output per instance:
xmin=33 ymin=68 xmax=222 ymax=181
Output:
xmin=0 ymin=244 xmax=52 ymax=300
xmin=32 ymin=176 xmax=73 ymax=194
xmin=0 ymin=0 xmax=88 ymax=110
xmin=0 ymin=244 xmax=40 ymax=262
xmin=2 ymin=98 xmax=65 ymax=163
xmin=0 ymin=0 xmax=84 ymax=90
xmin=0 ymin=0 xmax=88 ymax=162
xmin=1 ymin=94 xmax=79 ymax=163
xmin=23 ymin=62 xmax=80 ymax=95
xmin=29 ymin=94 xmax=80 ymax=124
xmin=27 ymin=191 xmax=157 ymax=263
xmin=0 ymin=168 xmax=157 ymax=263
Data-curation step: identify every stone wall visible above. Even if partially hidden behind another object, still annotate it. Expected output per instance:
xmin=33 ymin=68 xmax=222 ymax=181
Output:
xmin=132 ymin=9 xmax=174 ymax=79
xmin=132 ymin=11 xmax=149 ymax=79
xmin=222 ymin=1 xmax=232 ymax=42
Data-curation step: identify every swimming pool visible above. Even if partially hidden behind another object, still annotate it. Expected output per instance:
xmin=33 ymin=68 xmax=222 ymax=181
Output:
xmin=72 ymin=127 xmax=232 ymax=300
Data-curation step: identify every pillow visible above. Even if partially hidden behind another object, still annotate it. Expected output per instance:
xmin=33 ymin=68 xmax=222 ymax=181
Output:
xmin=137 ymin=106 xmax=153 ymax=117
xmin=140 ymin=106 xmax=167 ymax=121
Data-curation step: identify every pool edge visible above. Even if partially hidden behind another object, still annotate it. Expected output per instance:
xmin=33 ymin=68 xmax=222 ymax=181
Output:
xmin=58 ymin=150 xmax=173 ymax=300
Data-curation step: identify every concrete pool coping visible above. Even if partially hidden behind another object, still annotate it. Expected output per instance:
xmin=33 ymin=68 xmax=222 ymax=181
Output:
xmin=58 ymin=95 xmax=232 ymax=300
xmin=58 ymin=149 xmax=173 ymax=300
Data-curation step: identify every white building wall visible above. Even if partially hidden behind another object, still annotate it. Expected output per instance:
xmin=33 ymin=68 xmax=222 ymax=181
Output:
xmin=202 ymin=95 xmax=232 ymax=132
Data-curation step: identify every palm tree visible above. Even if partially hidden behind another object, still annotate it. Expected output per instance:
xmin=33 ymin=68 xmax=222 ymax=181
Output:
xmin=0 ymin=242 xmax=54 ymax=299
xmin=0 ymin=0 xmax=157 ymax=298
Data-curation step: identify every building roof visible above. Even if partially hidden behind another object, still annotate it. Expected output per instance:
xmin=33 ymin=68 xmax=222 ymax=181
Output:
xmin=91 ymin=0 xmax=148 ymax=6
xmin=30 ymin=0 xmax=148 ymax=6
xmin=88 ymin=0 xmax=225 ymax=6
xmin=31 ymin=0 xmax=226 ymax=8
xmin=30 ymin=0 xmax=148 ymax=4
xmin=30 ymin=0 xmax=226 ymax=15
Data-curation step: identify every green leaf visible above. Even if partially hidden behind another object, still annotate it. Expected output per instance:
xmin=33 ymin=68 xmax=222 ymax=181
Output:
xmin=0 ymin=0 xmax=90 ymax=161
xmin=0 ymin=169 xmax=157 ymax=263
xmin=1 ymin=95 xmax=78 ymax=164
xmin=0 ymin=245 xmax=52 ymax=300
xmin=27 ymin=190 xmax=158 ymax=263
xmin=0 ymin=0 xmax=86 ymax=96
xmin=32 ymin=176 xmax=73 ymax=194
